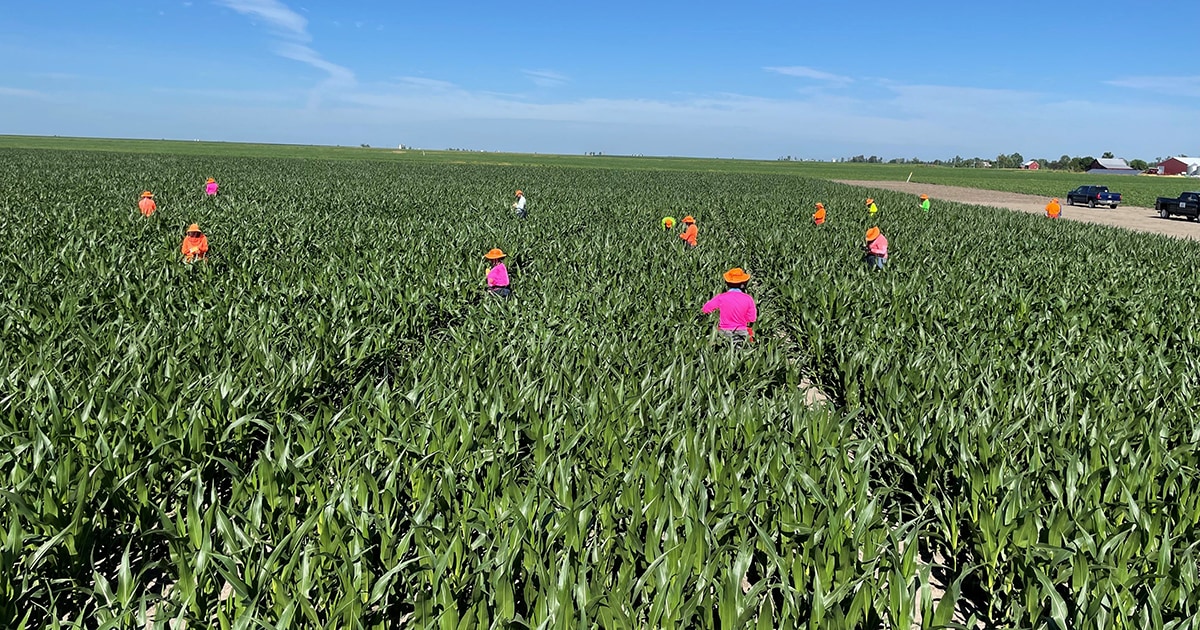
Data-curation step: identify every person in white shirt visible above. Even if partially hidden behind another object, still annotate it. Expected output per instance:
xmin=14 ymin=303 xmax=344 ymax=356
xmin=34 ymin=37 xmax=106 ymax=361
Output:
xmin=512 ymin=190 xmax=527 ymax=219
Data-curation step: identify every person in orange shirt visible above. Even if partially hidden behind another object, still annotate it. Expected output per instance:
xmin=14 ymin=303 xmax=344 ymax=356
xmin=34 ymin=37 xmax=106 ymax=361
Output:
xmin=813 ymin=203 xmax=826 ymax=225
xmin=679 ymin=215 xmax=698 ymax=248
xmin=1045 ymin=198 xmax=1062 ymax=219
xmin=181 ymin=224 xmax=209 ymax=262
xmin=138 ymin=191 xmax=157 ymax=217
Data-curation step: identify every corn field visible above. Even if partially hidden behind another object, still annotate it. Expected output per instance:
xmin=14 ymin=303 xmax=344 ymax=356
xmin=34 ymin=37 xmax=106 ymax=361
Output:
xmin=3 ymin=147 xmax=1200 ymax=629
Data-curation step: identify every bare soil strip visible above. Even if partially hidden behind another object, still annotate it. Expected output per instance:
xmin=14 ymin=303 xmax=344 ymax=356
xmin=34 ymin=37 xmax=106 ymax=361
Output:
xmin=834 ymin=180 xmax=1200 ymax=242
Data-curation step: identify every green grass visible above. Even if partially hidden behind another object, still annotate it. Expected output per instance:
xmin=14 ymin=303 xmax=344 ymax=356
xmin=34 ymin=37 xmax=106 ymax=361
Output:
xmin=3 ymin=135 xmax=1196 ymax=209
xmin=5 ymin=143 xmax=1200 ymax=627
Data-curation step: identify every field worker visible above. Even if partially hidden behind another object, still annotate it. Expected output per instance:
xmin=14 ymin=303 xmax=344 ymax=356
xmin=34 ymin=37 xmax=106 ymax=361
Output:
xmin=865 ymin=198 xmax=879 ymax=216
xmin=813 ymin=203 xmax=826 ymax=226
xmin=139 ymin=191 xmax=157 ymax=217
xmin=864 ymin=226 xmax=888 ymax=271
xmin=661 ymin=216 xmax=677 ymax=231
xmin=205 ymin=178 xmax=219 ymax=196
xmin=680 ymin=215 xmax=698 ymax=248
xmin=512 ymin=190 xmax=527 ymax=219
xmin=181 ymin=224 xmax=209 ymax=262
xmin=920 ymin=194 xmax=931 ymax=213
xmin=484 ymin=248 xmax=511 ymax=297
xmin=1046 ymin=198 xmax=1062 ymax=219
xmin=702 ymin=268 xmax=757 ymax=345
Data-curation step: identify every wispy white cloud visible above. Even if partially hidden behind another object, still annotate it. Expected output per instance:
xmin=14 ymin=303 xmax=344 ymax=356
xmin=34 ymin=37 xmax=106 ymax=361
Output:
xmin=765 ymin=66 xmax=853 ymax=85
xmin=214 ymin=0 xmax=354 ymax=100
xmin=1106 ymin=75 xmax=1200 ymax=98
xmin=0 ymin=87 xmax=47 ymax=99
xmin=523 ymin=69 xmax=569 ymax=88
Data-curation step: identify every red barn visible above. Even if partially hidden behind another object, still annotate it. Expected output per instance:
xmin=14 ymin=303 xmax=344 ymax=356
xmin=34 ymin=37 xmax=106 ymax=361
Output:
xmin=1160 ymin=157 xmax=1200 ymax=176
xmin=1022 ymin=160 xmax=1040 ymax=170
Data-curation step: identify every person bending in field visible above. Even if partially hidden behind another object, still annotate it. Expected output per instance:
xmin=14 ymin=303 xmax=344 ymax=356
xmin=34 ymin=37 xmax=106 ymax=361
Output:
xmin=702 ymin=268 xmax=757 ymax=345
xmin=920 ymin=194 xmax=931 ymax=213
xmin=512 ymin=190 xmax=527 ymax=219
xmin=661 ymin=216 xmax=676 ymax=231
xmin=679 ymin=215 xmax=698 ymax=248
xmin=1045 ymin=198 xmax=1061 ymax=219
xmin=863 ymin=226 xmax=888 ymax=271
xmin=813 ymin=203 xmax=826 ymax=225
xmin=139 ymin=191 xmax=157 ymax=217
xmin=182 ymin=224 xmax=209 ymax=262
xmin=865 ymin=198 xmax=879 ymax=216
xmin=205 ymin=178 xmax=219 ymax=196
xmin=484 ymin=248 xmax=511 ymax=297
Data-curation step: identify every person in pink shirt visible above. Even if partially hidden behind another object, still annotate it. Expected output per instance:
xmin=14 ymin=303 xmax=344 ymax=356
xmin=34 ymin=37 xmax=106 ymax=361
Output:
xmin=702 ymin=267 xmax=757 ymax=344
xmin=484 ymin=248 xmax=511 ymax=297
xmin=864 ymin=226 xmax=888 ymax=270
xmin=205 ymin=178 xmax=219 ymax=196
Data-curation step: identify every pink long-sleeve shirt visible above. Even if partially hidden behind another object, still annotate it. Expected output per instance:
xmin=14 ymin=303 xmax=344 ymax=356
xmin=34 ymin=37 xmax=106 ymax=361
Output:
xmin=702 ymin=289 xmax=757 ymax=331
xmin=205 ymin=182 xmax=219 ymax=195
xmin=868 ymin=234 xmax=888 ymax=257
xmin=486 ymin=263 xmax=509 ymax=287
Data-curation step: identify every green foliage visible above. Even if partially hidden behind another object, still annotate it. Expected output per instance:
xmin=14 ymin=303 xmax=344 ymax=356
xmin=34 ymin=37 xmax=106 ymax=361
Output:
xmin=3 ymin=147 xmax=1200 ymax=628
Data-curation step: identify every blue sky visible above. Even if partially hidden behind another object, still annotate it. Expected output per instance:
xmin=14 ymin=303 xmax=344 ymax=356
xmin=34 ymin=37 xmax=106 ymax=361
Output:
xmin=2 ymin=0 xmax=1198 ymax=160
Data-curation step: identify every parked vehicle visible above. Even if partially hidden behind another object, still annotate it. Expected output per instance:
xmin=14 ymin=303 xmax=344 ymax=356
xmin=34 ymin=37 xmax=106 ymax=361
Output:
xmin=1155 ymin=192 xmax=1200 ymax=221
xmin=1066 ymin=185 xmax=1121 ymax=208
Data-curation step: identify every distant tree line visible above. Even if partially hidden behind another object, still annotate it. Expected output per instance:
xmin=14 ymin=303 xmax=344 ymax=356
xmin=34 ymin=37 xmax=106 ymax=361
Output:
xmin=838 ymin=151 xmax=1155 ymax=171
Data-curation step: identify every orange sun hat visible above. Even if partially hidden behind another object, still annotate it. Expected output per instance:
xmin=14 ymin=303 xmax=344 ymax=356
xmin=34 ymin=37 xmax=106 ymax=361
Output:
xmin=723 ymin=267 xmax=750 ymax=284
xmin=206 ymin=178 xmax=216 ymax=183
xmin=865 ymin=227 xmax=881 ymax=241
xmin=814 ymin=202 xmax=825 ymax=209
xmin=682 ymin=215 xmax=695 ymax=224
xmin=1051 ymin=198 xmax=1059 ymax=202
xmin=864 ymin=198 xmax=874 ymax=205
xmin=141 ymin=191 xmax=154 ymax=198
xmin=514 ymin=190 xmax=523 ymax=196
xmin=484 ymin=248 xmax=507 ymax=260
xmin=187 ymin=223 xmax=201 ymax=233
xmin=920 ymin=194 xmax=929 ymax=200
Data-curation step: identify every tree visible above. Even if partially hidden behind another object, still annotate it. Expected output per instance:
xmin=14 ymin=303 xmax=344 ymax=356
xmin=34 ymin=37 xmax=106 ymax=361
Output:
xmin=1102 ymin=151 xmax=1114 ymax=159
xmin=1129 ymin=159 xmax=1148 ymax=171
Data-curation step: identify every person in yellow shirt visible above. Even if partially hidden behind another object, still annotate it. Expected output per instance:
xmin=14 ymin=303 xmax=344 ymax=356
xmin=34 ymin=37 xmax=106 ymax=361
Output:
xmin=661 ymin=216 xmax=677 ymax=231
xmin=865 ymin=198 xmax=879 ymax=216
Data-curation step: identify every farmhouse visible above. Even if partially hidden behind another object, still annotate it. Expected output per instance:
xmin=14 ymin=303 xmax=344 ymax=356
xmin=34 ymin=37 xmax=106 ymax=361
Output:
xmin=1021 ymin=160 xmax=1040 ymax=170
xmin=1086 ymin=158 xmax=1140 ymax=175
xmin=1159 ymin=157 xmax=1200 ymax=176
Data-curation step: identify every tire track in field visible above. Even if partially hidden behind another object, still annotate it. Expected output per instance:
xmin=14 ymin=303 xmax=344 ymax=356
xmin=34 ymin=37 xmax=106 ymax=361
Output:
xmin=833 ymin=179 xmax=1200 ymax=242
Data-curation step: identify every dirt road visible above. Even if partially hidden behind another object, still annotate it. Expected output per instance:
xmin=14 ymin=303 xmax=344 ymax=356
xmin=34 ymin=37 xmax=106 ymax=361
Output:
xmin=835 ymin=180 xmax=1200 ymax=242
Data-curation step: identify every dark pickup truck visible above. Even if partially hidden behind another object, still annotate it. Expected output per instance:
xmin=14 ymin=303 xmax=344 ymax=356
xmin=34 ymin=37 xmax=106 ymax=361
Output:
xmin=1155 ymin=192 xmax=1200 ymax=221
xmin=1066 ymin=185 xmax=1122 ymax=208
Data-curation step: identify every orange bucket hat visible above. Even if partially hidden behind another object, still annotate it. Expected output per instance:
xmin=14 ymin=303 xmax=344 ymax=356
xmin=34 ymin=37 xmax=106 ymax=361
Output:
xmin=814 ymin=202 xmax=825 ymax=209
xmin=514 ymin=190 xmax=523 ymax=196
xmin=206 ymin=178 xmax=216 ymax=183
xmin=1051 ymin=198 xmax=1059 ymax=202
xmin=141 ymin=191 xmax=154 ymax=198
xmin=865 ymin=227 xmax=881 ymax=241
xmin=865 ymin=198 xmax=875 ymax=205
xmin=919 ymin=194 xmax=929 ymax=200
xmin=484 ymin=248 xmax=507 ymax=260
xmin=682 ymin=215 xmax=695 ymax=224
xmin=187 ymin=223 xmax=201 ymax=233
xmin=723 ymin=267 xmax=750 ymax=284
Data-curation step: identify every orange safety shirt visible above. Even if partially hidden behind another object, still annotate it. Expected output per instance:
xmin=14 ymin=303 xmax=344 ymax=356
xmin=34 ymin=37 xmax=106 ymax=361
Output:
xmin=139 ymin=198 xmax=157 ymax=216
xmin=182 ymin=234 xmax=209 ymax=260
xmin=680 ymin=223 xmax=698 ymax=246
xmin=1046 ymin=201 xmax=1061 ymax=218
xmin=813 ymin=208 xmax=826 ymax=225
